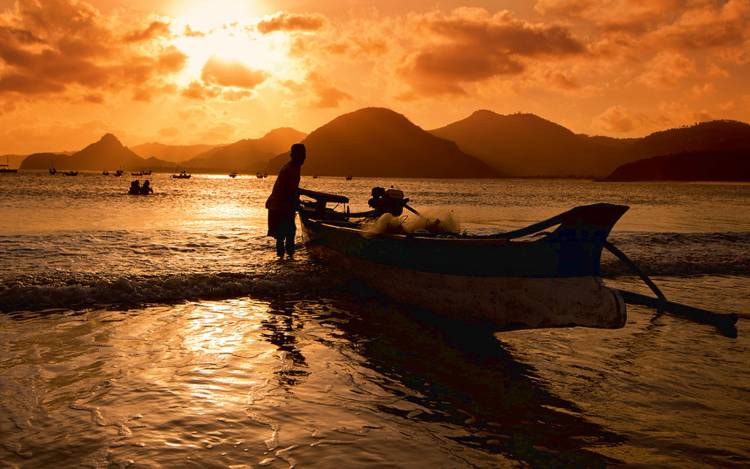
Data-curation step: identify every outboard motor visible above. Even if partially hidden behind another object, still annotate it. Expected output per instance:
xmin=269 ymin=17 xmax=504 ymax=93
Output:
xmin=368 ymin=186 xmax=409 ymax=216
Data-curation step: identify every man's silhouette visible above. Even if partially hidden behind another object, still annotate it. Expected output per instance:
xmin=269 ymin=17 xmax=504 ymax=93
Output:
xmin=266 ymin=143 xmax=306 ymax=258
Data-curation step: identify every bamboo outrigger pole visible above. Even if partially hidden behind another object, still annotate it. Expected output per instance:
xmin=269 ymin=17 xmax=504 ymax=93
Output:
xmin=603 ymin=241 xmax=739 ymax=338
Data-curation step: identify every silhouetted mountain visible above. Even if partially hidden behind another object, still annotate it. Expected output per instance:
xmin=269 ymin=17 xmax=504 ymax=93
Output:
xmin=131 ymin=143 xmax=221 ymax=163
xmin=430 ymin=110 xmax=624 ymax=177
xmin=184 ymin=127 xmax=306 ymax=172
xmin=624 ymin=120 xmax=750 ymax=159
xmin=431 ymin=112 xmax=750 ymax=178
xmin=266 ymin=108 xmax=500 ymax=178
xmin=20 ymin=134 xmax=175 ymax=171
xmin=604 ymin=148 xmax=750 ymax=181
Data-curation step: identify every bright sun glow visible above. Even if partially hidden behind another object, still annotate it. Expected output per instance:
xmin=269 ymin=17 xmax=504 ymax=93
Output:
xmin=169 ymin=0 xmax=299 ymax=86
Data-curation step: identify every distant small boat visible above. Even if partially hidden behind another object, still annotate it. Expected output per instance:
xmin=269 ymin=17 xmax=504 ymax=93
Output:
xmin=102 ymin=170 xmax=110 ymax=176
xmin=312 ymin=175 xmax=319 ymax=179
xmin=0 ymin=156 xmax=17 ymax=174
xmin=256 ymin=172 xmax=264 ymax=179
xmin=113 ymin=169 xmax=124 ymax=177
xmin=346 ymin=176 xmax=353 ymax=180
xmin=229 ymin=172 xmax=238 ymax=178
xmin=63 ymin=171 xmax=78 ymax=176
xmin=172 ymin=170 xmax=191 ymax=179
xmin=49 ymin=167 xmax=57 ymax=175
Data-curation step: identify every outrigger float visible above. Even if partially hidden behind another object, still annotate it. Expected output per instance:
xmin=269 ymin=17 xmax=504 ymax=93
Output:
xmin=298 ymin=187 xmax=739 ymax=337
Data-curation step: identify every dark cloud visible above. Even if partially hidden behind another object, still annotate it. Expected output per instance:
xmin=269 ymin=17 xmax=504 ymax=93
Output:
xmin=400 ymin=8 xmax=584 ymax=96
xmin=0 ymin=0 xmax=186 ymax=99
xmin=200 ymin=57 xmax=267 ymax=89
xmin=257 ymin=12 xmax=326 ymax=34
xmin=536 ymin=0 xmax=750 ymax=51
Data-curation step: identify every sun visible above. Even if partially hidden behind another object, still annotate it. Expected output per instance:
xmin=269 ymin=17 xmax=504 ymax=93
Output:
xmin=168 ymin=1 xmax=298 ymax=86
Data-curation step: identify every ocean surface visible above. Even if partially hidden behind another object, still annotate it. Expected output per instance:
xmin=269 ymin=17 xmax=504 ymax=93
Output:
xmin=1 ymin=172 xmax=748 ymax=468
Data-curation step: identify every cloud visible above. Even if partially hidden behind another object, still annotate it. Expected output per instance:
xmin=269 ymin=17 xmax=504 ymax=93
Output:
xmin=0 ymin=0 xmax=186 ymax=100
xmin=281 ymin=72 xmax=352 ymax=108
xmin=200 ymin=57 xmax=267 ymax=89
xmin=124 ymin=21 xmax=170 ymax=43
xmin=652 ymin=0 xmax=750 ymax=51
xmin=593 ymin=105 xmax=649 ymax=133
xmin=638 ymin=52 xmax=695 ymax=88
xmin=536 ymin=0 xmax=750 ymax=54
xmin=181 ymin=81 xmax=220 ymax=100
xmin=398 ymin=8 xmax=585 ymax=96
xmin=256 ymin=12 xmax=327 ymax=34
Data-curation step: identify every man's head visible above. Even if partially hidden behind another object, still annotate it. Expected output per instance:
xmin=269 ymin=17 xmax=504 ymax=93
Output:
xmin=290 ymin=143 xmax=306 ymax=165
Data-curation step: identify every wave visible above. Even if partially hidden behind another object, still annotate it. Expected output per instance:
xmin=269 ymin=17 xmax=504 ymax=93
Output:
xmin=0 ymin=263 xmax=334 ymax=314
xmin=2 ymin=231 xmax=747 ymax=313
xmin=603 ymin=231 xmax=750 ymax=276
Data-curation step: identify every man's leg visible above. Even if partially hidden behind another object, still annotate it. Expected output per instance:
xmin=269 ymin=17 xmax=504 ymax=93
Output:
xmin=275 ymin=236 xmax=285 ymax=257
xmin=285 ymin=213 xmax=297 ymax=256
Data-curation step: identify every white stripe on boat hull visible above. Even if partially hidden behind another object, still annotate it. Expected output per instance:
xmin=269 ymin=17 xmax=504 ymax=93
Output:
xmin=309 ymin=245 xmax=626 ymax=330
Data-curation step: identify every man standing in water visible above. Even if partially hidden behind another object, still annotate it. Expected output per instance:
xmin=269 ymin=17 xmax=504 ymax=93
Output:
xmin=266 ymin=143 xmax=306 ymax=258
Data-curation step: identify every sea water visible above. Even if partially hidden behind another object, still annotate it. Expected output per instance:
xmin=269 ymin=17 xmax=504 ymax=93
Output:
xmin=0 ymin=173 xmax=748 ymax=467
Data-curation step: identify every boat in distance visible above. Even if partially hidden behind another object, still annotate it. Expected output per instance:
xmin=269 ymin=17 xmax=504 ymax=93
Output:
xmin=298 ymin=187 xmax=628 ymax=331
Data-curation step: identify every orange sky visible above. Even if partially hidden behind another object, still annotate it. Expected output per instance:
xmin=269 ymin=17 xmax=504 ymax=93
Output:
xmin=1 ymin=0 xmax=749 ymax=153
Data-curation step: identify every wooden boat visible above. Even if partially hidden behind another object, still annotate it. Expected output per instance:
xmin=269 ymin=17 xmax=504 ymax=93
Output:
xmin=298 ymin=188 xmax=628 ymax=331
xmin=113 ymin=169 xmax=124 ymax=177
xmin=229 ymin=172 xmax=238 ymax=178
xmin=62 ymin=171 xmax=78 ymax=176
xmin=172 ymin=170 xmax=191 ymax=179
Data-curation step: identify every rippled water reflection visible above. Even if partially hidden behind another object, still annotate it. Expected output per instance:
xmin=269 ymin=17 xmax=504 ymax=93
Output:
xmin=1 ymin=173 xmax=749 ymax=466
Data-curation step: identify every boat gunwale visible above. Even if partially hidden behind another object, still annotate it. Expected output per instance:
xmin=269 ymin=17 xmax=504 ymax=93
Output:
xmin=306 ymin=218 xmax=557 ymax=247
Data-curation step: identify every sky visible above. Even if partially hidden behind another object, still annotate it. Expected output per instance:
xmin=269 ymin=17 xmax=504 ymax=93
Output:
xmin=0 ymin=0 xmax=748 ymax=153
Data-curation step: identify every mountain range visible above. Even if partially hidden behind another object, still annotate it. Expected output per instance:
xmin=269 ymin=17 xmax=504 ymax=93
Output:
xmin=266 ymin=108 xmax=498 ymax=178
xmin=430 ymin=111 xmax=750 ymax=178
xmin=131 ymin=143 xmax=220 ymax=163
xmin=20 ymin=134 xmax=176 ymax=171
xmin=603 ymin=148 xmax=750 ymax=181
xmin=184 ymin=128 xmax=306 ymax=172
xmin=12 ymin=108 xmax=750 ymax=180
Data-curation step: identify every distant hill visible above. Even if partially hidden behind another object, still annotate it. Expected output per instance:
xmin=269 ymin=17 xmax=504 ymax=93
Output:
xmin=266 ymin=108 xmax=500 ymax=178
xmin=184 ymin=127 xmax=306 ymax=172
xmin=20 ymin=134 xmax=175 ymax=171
xmin=623 ymin=120 xmax=750 ymax=160
xmin=603 ymin=148 xmax=750 ymax=181
xmin=430 ymin=111 xmax=618 ymax=177
xmin=131 ymin=143 xmax=221 ymax=163
xmin=430 ymin=111 xmax=750 ymax=178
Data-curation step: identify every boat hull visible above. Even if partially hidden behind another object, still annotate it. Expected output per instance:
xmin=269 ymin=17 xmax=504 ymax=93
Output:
xmin=307 ymin=242 xmax=625 ymax=330
xmin=299 ymin=201 xmax=630 ymax=330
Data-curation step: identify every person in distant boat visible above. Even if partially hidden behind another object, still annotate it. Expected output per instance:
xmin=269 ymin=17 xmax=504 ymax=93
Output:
xmin=128 ymin=179 xmax=141 ymax=195
xmin=266 ymin=143 xmax=306 ymax=258
xmin=140 ymin=180 xmax=153 ymax=195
